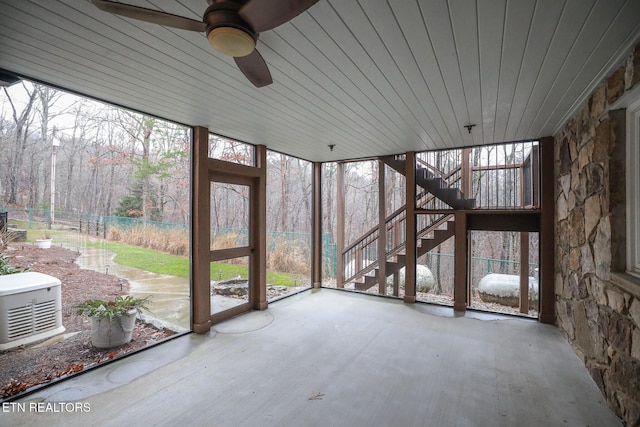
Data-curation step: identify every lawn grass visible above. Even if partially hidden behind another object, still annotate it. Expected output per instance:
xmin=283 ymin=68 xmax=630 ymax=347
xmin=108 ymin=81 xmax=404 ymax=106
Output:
xmin=107 ymin=242 xmax=299 ymax=286
xmin=21 ymin=228 xmax=300 ymax=287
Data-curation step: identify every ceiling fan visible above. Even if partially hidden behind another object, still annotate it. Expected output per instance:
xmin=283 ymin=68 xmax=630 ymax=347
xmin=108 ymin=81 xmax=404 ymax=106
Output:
xmin=91 ymin=0 xmax=319 ymax=87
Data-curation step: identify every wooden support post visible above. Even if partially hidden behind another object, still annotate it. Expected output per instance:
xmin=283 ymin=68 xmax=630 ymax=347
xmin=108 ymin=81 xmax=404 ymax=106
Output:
xmin=251 ymin=145 xmax=268 ymax=310
xmin=404 ymin=152 xmax=417 ymax=303
xmin=461 ymin=148 xmax=471 ymax=196
xmin=533 ymin=145 xmax=540 ymax=208
xmin=191 ymin=126 xmax=212 ymax=333
xmin=454 ymin=211 xmax=467 ymax=311
xmin=519 ymin=232 xmax=530 ymax=314
xmin=337 ymin=162 xmax=345 ymax=288
xmin=312 ymin=162 xmax=322 ymax=288
xmin=538 ymin=137 xmax=555 ymax=324
xmin=393 ymin=221 xmax=400 ymax=296
xmin=378 ymin=160 xmax=387 ymax=295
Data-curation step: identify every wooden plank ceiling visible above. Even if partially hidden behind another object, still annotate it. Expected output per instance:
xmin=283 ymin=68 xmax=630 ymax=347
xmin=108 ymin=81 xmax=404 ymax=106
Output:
xmin=1 ymin=0 xmax=639 ymax=162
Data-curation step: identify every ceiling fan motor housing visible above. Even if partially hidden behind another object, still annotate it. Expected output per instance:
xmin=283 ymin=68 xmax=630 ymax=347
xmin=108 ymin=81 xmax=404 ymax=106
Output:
xmin=204 ymin=2 xmax=257 ymax=57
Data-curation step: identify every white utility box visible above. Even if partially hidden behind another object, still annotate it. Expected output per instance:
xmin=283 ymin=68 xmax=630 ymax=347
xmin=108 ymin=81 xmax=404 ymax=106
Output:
xmin=0 ymin=272 xmax=65 ymax=350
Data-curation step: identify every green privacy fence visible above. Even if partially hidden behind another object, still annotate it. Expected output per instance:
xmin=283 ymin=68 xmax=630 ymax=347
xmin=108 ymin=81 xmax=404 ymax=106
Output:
xmin=423 ymin=251 xmax=538 ymax=276
xmin=1 ymin=206 xmax=338 ymax=276
xmin=1 ymin=207 xmax=535 ymax=280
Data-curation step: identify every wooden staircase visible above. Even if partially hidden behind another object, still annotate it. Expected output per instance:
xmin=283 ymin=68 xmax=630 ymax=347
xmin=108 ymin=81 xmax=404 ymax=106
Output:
xmin=353 ymin=218 xmax=455 ymax=291
xmin=344 ymin=155 xmax=475 ymax=291
xmin=381 ymin=156 xmax=475 ymax=210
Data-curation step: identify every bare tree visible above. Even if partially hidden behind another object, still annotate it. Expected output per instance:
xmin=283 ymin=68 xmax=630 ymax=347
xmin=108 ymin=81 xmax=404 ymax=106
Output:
xmin=2 ymin=83 xmax=37 ymax=205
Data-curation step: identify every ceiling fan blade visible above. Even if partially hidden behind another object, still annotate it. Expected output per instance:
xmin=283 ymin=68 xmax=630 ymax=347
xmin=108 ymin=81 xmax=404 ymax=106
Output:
xmin=239 ymin=0 xmax=319 ymax=33
xmin=91 ymin=0 xmax=207 ymax=32
xmin=234 ymin=50 xmax=273 ymax=87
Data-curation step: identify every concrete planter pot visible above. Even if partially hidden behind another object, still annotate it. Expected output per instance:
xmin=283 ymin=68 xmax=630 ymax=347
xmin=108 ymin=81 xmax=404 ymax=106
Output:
xmin=36 ymin=238 xmax=52 ymax=249
xmin=90 ymin=309 xmax=137 ymax=348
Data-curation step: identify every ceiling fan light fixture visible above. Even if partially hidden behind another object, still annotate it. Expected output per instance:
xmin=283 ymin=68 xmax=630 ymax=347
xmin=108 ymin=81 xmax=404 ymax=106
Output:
xmin=207 ymin=26 xmax=255 ymax=57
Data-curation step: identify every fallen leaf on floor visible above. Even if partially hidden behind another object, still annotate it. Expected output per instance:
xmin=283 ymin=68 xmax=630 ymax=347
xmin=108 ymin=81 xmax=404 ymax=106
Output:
xmin=308 ymin=392 xmax=324 ymax=400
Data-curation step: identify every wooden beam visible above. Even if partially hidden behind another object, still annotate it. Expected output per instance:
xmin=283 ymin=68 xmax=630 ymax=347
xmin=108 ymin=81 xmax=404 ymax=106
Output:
xmin=466 ymin=212 xmax=540 ymax=231
xmin=191 ymin=126 xmax=212 ymax=334
xmin=312 ymin=162 xmax=322 ymax=288
xmin=538 ymin=137 xmax=555 ymax=324
xmin=210 ymin=246 xmax=251 ymax=262
xmin=378 ymin=160 xmax=387 ymax=295
xmin=404 ymin=152 xmax=417 ymax=303
xmin=208 ymin=158 xmax=260 ymax=178
xmin=454 ymin=211 xmax=467 ymax=311
xmin=208 ymin=171 xmax=254 ymax=186
xmin=337 ymin=162 xmax=345 ymax=288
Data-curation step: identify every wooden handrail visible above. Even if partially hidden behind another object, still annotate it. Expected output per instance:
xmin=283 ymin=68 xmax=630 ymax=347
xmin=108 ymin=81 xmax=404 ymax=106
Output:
xmin=342 ymin=212 xmax=454 ymax=284
xmin=342 ymin=149 xmax=534 ymax=285
xmin=384 ymin=213 xmax=454 ymax=259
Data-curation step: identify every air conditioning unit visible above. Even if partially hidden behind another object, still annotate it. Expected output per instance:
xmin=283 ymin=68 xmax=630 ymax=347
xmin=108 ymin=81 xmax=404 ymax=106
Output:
xmin=0 ymin=272 xmax=65 ymax=350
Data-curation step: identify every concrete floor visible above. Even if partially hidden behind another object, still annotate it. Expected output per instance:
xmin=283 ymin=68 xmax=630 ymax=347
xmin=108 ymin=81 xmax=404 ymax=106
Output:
xmin=6 ymin=289 xmax=621 ymax=427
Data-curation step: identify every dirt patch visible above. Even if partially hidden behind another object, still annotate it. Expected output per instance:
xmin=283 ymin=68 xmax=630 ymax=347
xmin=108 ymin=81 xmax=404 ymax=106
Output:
xmin=0 ymin=244 xmax=175 ymax=400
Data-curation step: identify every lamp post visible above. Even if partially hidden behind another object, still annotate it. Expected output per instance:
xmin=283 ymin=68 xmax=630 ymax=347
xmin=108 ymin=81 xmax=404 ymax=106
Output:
xmin=50 ymin=128 xmax=61 ymax=229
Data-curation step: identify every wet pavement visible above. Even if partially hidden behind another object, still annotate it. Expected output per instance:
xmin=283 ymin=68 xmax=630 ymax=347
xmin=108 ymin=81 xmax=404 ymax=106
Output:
xmin=63 ymin=236 xmax=306 ymax=333
xmin=71 ymin=243 xmax=191 ymax=332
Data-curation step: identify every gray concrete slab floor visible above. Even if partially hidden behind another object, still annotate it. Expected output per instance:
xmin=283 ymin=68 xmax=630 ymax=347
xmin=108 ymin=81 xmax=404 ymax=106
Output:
xmin=4 ymin=289 xmax=621 ymax=427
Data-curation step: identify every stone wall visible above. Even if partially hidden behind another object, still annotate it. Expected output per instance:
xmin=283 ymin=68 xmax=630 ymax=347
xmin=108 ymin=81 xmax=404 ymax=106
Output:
xmin=555 ymin=43 xmax=640 ymax=426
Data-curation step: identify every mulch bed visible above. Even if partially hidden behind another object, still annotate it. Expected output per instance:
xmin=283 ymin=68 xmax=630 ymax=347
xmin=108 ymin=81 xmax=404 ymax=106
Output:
xmin=0 ymin=244 xmax=176 ymax=400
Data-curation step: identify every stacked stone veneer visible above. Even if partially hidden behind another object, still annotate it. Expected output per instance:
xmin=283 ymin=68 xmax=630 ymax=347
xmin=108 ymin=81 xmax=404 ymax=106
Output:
xmin=555 ymin=43 xmax=640 ymax=426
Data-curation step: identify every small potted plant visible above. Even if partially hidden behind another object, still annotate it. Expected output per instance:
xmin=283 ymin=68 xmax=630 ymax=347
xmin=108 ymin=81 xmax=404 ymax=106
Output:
xmin=36 ymin=233 xmax=52 ymax=249
xmin=75 ymin=295 xmax=150 ymax=348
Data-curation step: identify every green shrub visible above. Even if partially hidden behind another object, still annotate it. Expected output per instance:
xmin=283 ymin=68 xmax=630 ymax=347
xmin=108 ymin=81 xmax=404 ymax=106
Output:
xmin=0 ymin=253 xmax=29 ymax=275
xmin=75 ymin=295 xmax=149 ymax=322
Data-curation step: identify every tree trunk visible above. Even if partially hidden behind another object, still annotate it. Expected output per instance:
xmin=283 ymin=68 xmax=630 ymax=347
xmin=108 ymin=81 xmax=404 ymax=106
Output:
xmin=3 ymin=85 xmax=37 ymax=205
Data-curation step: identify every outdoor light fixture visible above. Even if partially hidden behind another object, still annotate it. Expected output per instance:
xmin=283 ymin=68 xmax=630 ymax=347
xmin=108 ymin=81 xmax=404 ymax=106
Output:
xmin=207 ymin=26 xmax=256 ymax=57
xmin=0 ymin=69 xmax=21 ymax=87
xmin=464 ymin=124 xmax=476 ymax=134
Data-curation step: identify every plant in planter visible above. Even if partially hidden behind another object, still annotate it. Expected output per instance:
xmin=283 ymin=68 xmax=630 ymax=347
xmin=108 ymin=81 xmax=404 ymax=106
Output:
xmin=36 ymin=233 xmax=52 ymax=249
xmin=75 ymin=295 xmax=150 ymax=348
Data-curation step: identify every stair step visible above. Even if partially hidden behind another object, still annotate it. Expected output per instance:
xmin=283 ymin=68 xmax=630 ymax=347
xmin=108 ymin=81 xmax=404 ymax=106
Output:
xmin=354 ymin=275 xmax=378 ymax=291
xmin=380 ymin=156 xmax=406 ymax=175
xmin=382 ymin=156 xmax=476 ymax=209
xmin=386 ymin=261 xmax=403 ymax=275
